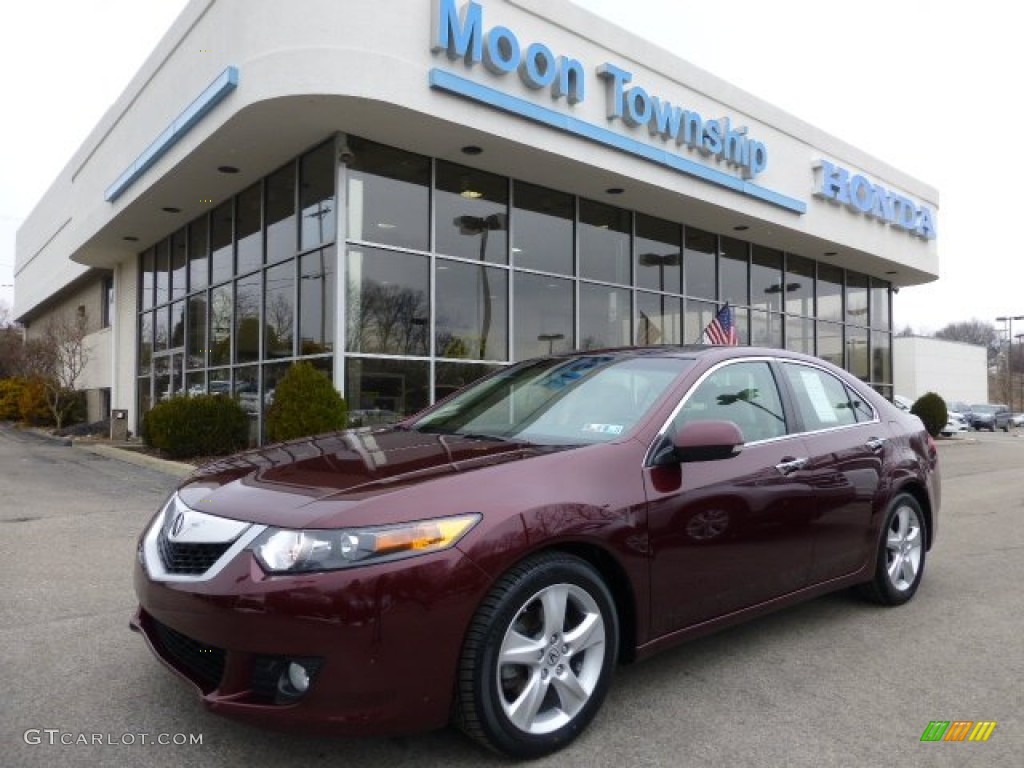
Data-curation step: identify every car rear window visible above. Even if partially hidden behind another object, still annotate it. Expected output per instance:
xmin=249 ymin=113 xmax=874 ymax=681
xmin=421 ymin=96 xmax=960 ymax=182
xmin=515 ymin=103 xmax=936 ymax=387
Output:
xmin=782 ymin=363 xmax=873 ymax=432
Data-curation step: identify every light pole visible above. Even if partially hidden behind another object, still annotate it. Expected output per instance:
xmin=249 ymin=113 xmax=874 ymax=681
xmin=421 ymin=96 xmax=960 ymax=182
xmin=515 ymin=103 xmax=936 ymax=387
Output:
xmin=638 ymin=252 xmax=681 ymax=344
xmin=846 ymin=337 xmax=868 ymax=377
xmin=537 ymin=332 xmax=565 ymax=355
xmin=996 ymin=315 xmax=1024 ymax=410
xmin=1017 ymin=332 xmax=1024 ymax=415
xmin=455 ymin=213 xmax=507 ymax=359
xmin=764 ymin=282 xmax=801 ymax=346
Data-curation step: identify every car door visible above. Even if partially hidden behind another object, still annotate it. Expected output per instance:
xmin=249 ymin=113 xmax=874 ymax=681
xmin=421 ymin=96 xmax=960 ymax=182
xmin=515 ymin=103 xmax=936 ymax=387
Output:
xmin=777 ymin=362 xmax=886 ymax=583
xmin=645 ymin=360 xmax=816 ymax=636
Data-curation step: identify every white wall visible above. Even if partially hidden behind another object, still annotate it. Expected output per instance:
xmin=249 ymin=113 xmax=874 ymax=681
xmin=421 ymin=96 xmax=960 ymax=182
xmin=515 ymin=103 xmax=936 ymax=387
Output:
xmin=81 ymin=327 xmax=112 ymax=391
xmin=894 ymin=336 xmax=987 ymax=405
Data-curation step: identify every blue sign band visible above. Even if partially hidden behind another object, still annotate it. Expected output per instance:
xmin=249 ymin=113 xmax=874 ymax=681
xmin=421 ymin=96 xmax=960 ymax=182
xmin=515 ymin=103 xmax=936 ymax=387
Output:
xmin=105 ymin=66 xmax=239 ymax=203
xmin=429 ymin=68 xmax=805 ymax=215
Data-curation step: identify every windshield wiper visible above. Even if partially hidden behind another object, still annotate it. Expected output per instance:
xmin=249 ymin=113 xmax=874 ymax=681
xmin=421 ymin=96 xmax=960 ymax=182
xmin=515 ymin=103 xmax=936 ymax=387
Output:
xmin=456 ymin=431 xmax=521 ymax=443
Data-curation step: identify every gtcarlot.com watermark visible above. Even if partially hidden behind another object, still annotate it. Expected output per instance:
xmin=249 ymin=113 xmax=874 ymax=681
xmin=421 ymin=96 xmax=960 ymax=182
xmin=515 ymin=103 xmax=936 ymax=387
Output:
xmin=24 ymin=729 xmax=203 ymax=746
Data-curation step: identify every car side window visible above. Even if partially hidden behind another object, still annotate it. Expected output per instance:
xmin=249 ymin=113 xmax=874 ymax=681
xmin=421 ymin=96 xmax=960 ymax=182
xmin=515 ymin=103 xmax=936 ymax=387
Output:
xmin=845 ymin=386 xmax=875 ymax=423
xmin=782 ymin=363 xmax=860 ymax=431
xmin=672 ymin=361 xmax=787 ymax=443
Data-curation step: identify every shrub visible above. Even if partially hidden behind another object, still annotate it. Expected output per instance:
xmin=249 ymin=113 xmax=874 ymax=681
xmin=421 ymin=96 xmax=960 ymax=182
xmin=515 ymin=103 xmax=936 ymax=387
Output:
xmin=17 ymin=377 xmax=53 ymax=426
xmin=911 ymin=392 xmax=947 ymax=438
xmin=265 ymin=362 xmax=347 ymax=442
xmin=0 ymin=378 xmax=27 ymax=421
xmin=143 ymin=394 xmax=249 ymax=459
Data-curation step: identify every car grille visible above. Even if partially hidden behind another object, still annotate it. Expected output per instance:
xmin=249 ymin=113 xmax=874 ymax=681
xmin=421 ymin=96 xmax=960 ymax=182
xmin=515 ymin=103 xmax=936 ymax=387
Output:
xmin=157 ymin=532 xmax=232 ymax=575
xmin=151 ymin=619 xmax=226 ymax=690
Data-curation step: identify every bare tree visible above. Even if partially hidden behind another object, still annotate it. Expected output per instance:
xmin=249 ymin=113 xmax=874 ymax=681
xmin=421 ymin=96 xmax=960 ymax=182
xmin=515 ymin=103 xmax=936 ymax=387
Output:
xmin=20 ymin=312 xmax=91 ymax=429
xmin=265 ymin=292 xmax=294 ymax=356
xmin=347 ymin=282 xmax=428 ymax=355
xmin=0 ymin=300 xmax=24 ymax=379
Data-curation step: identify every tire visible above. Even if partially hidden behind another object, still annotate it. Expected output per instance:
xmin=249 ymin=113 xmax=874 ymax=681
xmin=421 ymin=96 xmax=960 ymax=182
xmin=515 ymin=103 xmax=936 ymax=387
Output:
xmin=455 ymin=552 xmax=619 ymax=758
xmin=857 ymin=493 xmax=927 ymax=606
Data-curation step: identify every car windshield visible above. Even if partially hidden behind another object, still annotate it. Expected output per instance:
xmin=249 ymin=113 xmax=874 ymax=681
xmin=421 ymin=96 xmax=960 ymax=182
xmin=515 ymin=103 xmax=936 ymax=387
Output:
xmin=412 ymin=355 xmax=693 ymax=445
xmin=971 ymin=404 xmax=996 ymax=414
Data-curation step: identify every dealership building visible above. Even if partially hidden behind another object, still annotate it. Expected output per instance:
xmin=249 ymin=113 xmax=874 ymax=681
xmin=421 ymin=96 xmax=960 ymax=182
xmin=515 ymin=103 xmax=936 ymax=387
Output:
xmin=14 ymin=0 xmax=939 ymax=442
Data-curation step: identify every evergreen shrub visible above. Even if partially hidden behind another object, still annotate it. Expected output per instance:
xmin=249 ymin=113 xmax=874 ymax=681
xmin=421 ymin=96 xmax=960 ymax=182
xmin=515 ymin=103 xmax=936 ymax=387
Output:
xmin=265 ymin=362 xmax=347 ymax=442
xmin=143 ymin=394 xmax=249 ymax=459
xmin=911 ymin=392 xmax=947 ymax=438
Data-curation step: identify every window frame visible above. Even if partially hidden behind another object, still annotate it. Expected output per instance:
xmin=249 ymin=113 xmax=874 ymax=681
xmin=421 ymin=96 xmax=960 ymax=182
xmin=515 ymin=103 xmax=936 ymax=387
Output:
xmin=777 ymin=360 xmax=879 ymax=435
xmin=646 ymin=356 xmax=791 ymax=466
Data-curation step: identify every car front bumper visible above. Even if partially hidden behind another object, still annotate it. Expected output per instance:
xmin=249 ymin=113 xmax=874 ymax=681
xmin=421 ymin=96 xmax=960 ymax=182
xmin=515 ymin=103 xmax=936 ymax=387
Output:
xmin=131 ymin=542 xmax=491 ymax=735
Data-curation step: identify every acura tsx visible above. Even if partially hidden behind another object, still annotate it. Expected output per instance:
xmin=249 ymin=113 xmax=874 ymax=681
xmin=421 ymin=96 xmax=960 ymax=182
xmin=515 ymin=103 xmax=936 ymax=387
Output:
xmin=131 ymin=346 xmax=939 ymax=758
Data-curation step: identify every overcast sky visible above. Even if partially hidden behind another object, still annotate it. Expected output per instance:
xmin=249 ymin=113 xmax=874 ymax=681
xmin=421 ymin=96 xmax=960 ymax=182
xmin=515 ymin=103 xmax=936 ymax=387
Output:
xmin=3 ymin=1 xmax=1021 ymax=337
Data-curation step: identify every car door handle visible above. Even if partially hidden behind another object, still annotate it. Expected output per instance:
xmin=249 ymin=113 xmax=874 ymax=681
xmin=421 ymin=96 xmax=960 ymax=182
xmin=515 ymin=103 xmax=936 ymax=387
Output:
xmin=865 ymin=437 xmax=886 ymax=453
xmin=775 ymin=457 xmax=808 ymax=475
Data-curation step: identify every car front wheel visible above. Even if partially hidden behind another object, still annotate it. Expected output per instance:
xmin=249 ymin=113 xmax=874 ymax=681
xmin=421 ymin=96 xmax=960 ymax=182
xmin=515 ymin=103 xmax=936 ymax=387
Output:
xmin=455 ymin=553 xmax=619 ymax=758
xmin=858 ymin=493 xmax=927 ymax=605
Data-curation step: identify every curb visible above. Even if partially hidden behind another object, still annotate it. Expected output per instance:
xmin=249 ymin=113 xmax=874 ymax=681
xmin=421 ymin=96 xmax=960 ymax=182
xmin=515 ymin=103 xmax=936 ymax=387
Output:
xmin=3 ymin=424 xmax=73 ymax=446
xmin=935 ymin=436 xmax=976 ymax=446
xmin=82 ymin=443 xmax=196 ymax=478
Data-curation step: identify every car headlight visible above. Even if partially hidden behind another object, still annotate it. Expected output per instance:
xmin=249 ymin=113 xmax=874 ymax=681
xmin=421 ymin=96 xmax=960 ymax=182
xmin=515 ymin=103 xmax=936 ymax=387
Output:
xmin=250 ymin=513 xmax=481 ymax=573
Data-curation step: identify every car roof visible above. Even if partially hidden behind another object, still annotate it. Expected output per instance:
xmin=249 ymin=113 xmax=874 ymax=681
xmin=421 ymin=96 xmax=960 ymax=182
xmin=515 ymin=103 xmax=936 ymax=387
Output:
xmin=541 ymin=344 xmax=839 ymax=368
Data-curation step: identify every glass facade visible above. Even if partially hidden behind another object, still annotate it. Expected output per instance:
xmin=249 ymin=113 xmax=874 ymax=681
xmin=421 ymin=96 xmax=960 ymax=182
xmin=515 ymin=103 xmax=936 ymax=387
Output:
xmin=136 ymin=135 xmax=895 ymax=444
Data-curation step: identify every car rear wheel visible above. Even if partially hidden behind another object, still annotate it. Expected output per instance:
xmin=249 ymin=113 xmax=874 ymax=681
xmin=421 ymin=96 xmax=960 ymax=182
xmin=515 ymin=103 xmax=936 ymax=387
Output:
xmin=857 ymin=493 xmax=927 ymax=605
xmin=455 ymin=553 xmax=618 ymax=758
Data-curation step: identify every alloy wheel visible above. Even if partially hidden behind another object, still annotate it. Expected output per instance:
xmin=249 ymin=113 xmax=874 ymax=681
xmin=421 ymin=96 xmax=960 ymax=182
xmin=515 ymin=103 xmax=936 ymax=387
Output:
xmin=495 ymin=583 xmax=607 ymax=735
xmin=885 ymin=503 xmax=923 ymax=591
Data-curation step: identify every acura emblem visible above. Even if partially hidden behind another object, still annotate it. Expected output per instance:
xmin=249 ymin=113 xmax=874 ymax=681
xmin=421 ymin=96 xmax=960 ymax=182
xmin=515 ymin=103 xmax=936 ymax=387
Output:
xmin=171 ymin=511 xmax=186 ymax=538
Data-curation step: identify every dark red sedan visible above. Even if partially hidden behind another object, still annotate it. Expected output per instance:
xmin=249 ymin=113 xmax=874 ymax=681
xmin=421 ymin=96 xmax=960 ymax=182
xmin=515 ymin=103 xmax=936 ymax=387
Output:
xmin=131 ymin=346 xmax=939 ymax=758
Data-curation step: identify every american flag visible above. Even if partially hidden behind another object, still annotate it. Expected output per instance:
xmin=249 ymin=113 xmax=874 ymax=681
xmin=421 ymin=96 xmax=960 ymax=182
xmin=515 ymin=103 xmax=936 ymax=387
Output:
xmin=701 ymin=303 xmax=738 ymax=346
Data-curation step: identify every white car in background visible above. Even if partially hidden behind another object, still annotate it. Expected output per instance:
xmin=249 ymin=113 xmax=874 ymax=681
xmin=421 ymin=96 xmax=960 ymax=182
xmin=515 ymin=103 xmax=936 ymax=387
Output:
xmin=941 ymin=410 xmax=969 ymax=437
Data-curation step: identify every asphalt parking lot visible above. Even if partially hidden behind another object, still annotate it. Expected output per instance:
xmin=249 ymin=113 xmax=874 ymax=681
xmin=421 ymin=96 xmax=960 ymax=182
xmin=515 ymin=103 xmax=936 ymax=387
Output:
xmin=1 ymin=424 xmax=1021 ymax=767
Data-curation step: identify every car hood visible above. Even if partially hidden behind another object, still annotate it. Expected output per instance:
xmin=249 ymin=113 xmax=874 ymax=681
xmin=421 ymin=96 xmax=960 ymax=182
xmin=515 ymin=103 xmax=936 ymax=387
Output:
xmin=175 ymin=428 xmax=565 ymax=528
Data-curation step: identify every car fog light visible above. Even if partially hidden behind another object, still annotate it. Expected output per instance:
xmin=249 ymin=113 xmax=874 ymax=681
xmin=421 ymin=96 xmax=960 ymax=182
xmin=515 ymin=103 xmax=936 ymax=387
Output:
xmin=287 ymin=662 xmax=310 ymax=693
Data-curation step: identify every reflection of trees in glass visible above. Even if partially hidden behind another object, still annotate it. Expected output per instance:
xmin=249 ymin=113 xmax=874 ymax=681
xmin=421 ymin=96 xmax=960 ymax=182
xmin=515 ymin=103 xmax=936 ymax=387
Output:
xmin=187 ymin=296 xmax=207 ymax=368
xmin=265 ymin=291 xmax=294 ymax=357
xmin=171 ymin=315 xmax=185 ymax=348
xmin=436 ymin=330 xmax=473 ymax=359
xmin=235 ymin=281 xmax=260 ymax=363
xmin=139 ymin=314 xmax=153 ymax=373
xmin=209 ymin=287 xmax=233 ymax=366
xmin=237 ymin=317 xmax=260 ymax=362
xmin=154 ymin=310 xmax=169 ymax=351
xmin=347 ymin=281 xmax=428 ymax=355
xmin=300 ymin=249 xmax=335 ymax=355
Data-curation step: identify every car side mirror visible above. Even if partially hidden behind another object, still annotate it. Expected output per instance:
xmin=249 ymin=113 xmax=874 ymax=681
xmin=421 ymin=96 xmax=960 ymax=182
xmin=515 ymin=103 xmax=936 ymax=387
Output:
xmin=669 ymin=420 xmax=744 ymax=463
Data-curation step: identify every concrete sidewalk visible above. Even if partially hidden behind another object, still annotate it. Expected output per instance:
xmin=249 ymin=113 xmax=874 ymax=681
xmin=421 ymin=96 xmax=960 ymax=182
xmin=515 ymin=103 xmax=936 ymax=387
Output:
xmin=79 ymin=442 xmax=195 ymax=478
